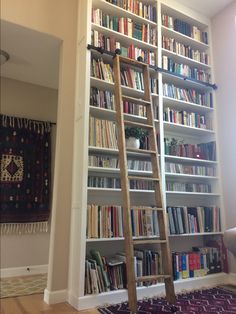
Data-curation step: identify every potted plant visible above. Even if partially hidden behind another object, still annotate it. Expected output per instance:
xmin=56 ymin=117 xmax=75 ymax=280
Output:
xmin=125 ymin=127 xmax=148 ymax=149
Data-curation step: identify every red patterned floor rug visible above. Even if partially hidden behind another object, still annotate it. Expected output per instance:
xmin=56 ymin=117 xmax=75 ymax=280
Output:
xmin=98 ymin=287 xmax=236 ymax=313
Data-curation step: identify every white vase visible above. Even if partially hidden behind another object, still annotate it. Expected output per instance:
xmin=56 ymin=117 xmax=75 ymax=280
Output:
xmin=125 ymin=137 xmax=140 ymax=149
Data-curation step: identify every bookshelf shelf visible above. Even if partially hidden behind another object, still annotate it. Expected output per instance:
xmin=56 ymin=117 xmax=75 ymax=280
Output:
xmin=90 ymin=106 xmax=146 ymax=122
xmin=88 ymin=166 xmax=152 ymax=176
xmin=92 ymin=23 xmax=157 ymax=51
xmin=92 ymin=0 xmax=158 ymax=27
xmin=166 ymin=191 xmax=220 ymax=196
xmin=70 ymin=0 xmax=225 ymax=309
xmin=161 ymin=25 xmax=209 ymax=50
xmin=161 ymin=48 xmax=211 ymax=70
xmin=90 ymin=106 xmax=159 ymax=124
xmin=162 ymin=71 xmax=212 ymax=91
xmin=89 ymin=146 xmax=160 ymax=158
xmin=86 ymin=231 xmax=223 ymax=242
xmin=163 ymin=121 xmax=215 ymax=137
xmin=78 ymin=273 xmax=227 ymax=309
xmin=164 ymin=155 xmax=218 ymax=165
xmin=165 ymin=172 xmax=218 ymax=180
xmin=90 ymin=77 xmax=159 ymax=99
xmin=162 ymin=96 xmax=214 ymax=113
xmin=87 ymin=187 xmax=155 ymax=193
xmin=169 ymin=232 xmax=223 ymax=237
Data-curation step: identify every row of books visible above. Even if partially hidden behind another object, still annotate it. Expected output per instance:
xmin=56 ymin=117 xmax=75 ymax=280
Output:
xmin=90 ymin=87 xmax=150 ymax=118
xmin=91 ymin=56 xmax=158 ymax=94
xmin=166 ymin=182 xmax=212 ymax=193
xmin=87 ymin=205 xmax=160 ymax=239
xmin=163 ymin=108 xmax=212 ymax=130
xmin=90 ymin=87 xmax=115 ymax=110
xmin=85 ymin=245 xmax=221 ymax=294
xmin=162 ymin=56 xmax=211 ymax=83
xmin=162 ymin=36 xmax=210 ymax=65
xmin=89 ymin=117 xmax=117 ymax=149
xmin=88 ymin=176 xmax=121 ymax=189
xmin=167 ymin=206 xmax=221 ymax=235
xmin=91 ymin=57 xmax=114 ymax=83
xmin=105 ymin=0 xmax=157 ymax=22
xmin=89 ymin=117 xmax=150 ymax=150
xmin=85 ymin=249 xmax=163 ymax=294
xmin=174 ymin=19 xmax=208 ymax=44
xmin=172 ymin=246 xmax=221 ymax=281
xmin=165 ymin=162 xmax=216 ymax=177
xmin=123 ymin=101 xmax=147 ymax=117
xmin=89 ymin=155 xmax=152 ymax=171
xmin=85 ymin=250 xmax=122 ymax=294
xmin=92 ymin=30 xmax=156 ymax=65
xmin=92 ymin=8 xmax=157 ymax=45
xmin=88 ymin=176 xmax=154 ymax=190
xmin=120 ymin=67 xmax=158 ymax=93
xmin=86 ymin=204 xmax=220 ymax=239
xmin=162 ymin=14 xmax=208 ymax=44
xmin=163 ymin=83 xmax=213 ymax=108
xmin=87 ymin=205 xmax=123 ymax=238
xmin=164 ymin=138 xmax=216 ymax=161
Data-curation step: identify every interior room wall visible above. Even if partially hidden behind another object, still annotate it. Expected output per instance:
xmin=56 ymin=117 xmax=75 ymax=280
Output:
xmin=0 ymin=77 xmax=58 ymax=270
xmin=1 ymin=0 xmax=78 ymax=292
xmin=211 ymin=1 xmax=236 ymax=273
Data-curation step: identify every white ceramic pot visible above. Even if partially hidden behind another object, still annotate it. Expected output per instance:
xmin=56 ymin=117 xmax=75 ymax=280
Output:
xmin=125 ymin=137 xmax=140 ymax=149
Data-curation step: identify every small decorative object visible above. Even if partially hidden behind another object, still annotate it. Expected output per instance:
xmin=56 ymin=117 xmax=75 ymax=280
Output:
xmin=125 ymin=127 xmax=147 ymax=149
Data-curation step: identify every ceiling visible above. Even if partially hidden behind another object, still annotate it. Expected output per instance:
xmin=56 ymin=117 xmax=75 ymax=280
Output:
xmin=175 ymin=0 xmax=234 ymax=18
xmin=1 ymin=20 xmax=61 ymax=89
xmin=0 ymin=1 xmax=234 ymax=89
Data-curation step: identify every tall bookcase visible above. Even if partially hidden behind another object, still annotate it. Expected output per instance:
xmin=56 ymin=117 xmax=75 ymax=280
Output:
xmin=69 ymin=0 xmax=226 ymax=310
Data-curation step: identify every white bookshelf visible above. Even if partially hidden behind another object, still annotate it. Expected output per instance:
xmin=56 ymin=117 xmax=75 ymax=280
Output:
xmin=69 ymin=0 xmax=225 ymax=310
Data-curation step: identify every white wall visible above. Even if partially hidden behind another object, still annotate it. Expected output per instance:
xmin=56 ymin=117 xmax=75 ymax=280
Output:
xmin=212 ymin=1 xmax=236 ymax=273
xmin=0 ymin=77 xmax=58 ymax=270
xmin=1 ymin=0 xmax=78 ymax=292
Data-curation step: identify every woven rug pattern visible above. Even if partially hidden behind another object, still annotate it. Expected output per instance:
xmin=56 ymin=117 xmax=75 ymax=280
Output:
xmin=0 ymin=274 xmax=47 ymax=298
xmin=98 ymin=287 xmax=236 ymax=313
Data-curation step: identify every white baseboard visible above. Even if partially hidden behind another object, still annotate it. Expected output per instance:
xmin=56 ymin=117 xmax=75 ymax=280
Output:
xmin=0 ymin=264 xmax=48 ymax=278
xmin=44 ymin=288 xmax=68 ymax=304
xmin=228 ymin=272 xmax=236 ymax=285
xmin=75 ymin=272 xmax=229 ymax=310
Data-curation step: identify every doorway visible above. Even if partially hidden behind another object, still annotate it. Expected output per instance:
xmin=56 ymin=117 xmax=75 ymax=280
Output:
xmin=0 ymin=19 xmax=61 ymax=298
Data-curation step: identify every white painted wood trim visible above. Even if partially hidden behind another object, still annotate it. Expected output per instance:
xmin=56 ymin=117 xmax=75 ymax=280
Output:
xmin=44 ymin=288 xmax=68 ymax=304
xmin=228 ymin=272 xmax=236 ymax=285
xmin=75 ymin=273 xmax=229 ymax=310
xmin=0 ymin=264 xmax=48 ymax=278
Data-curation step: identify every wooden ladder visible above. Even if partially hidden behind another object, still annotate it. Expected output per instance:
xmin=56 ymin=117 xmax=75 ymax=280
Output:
xmin=113 ymin=54 xmax=176 ymax=313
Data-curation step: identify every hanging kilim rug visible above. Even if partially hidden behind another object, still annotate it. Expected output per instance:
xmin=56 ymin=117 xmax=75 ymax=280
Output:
xmin=98 ymin=287 xmax=236 ymax=313
xmin=0 ymin=114 xmax=51 ymax=234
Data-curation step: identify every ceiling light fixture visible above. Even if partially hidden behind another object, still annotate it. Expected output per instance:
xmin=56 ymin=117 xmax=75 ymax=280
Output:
xmin=0 ymin=50 xmax=10 ymax=65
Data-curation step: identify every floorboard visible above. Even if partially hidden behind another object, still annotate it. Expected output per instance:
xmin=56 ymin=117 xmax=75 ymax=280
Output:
xmin=0 ymin=293 xmax=99 ymax=314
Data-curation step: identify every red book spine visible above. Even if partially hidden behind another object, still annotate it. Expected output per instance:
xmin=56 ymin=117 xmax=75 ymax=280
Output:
xmin=189 ymin=253 xmax=194 ymax=277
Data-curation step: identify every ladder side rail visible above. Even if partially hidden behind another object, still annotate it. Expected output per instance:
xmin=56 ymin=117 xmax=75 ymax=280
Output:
xmin=113 ymin=55 xmax=138 ymax=313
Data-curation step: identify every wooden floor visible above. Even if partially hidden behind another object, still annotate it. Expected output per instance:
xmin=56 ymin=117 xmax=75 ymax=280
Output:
xmin=0 ymin=293 xmax=99 ymax=314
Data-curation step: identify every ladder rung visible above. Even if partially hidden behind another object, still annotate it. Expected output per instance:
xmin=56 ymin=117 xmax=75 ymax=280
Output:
xmin=118 ymin=55 xmax=147 ymax=67
xmin=122 ymin=96 xmax=151 ymax=106
xmin=136 ymin=275 xmax=171 ymax=283
xmin=128 ymin=176 xmax=159 ymax=181
xmin=124 ymin=120 xmax=153 ymax=129
xmin=126 ymin=148 xmax=157 ymax=155
xmin=131 ymin=206 xmax=163 ymax=211
xmin=133 ymin=239 xmax=167 ymax=245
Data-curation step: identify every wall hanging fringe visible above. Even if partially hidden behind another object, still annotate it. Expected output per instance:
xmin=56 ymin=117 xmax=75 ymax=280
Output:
xmin=0 ymin=222 xmax=49 ymax=236
xmin=1 ymin=114 xmax=51 ymax=135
